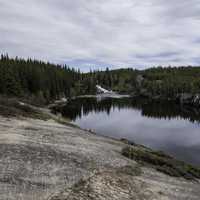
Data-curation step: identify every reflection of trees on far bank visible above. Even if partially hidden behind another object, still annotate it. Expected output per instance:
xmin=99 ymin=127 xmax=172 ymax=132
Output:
xmin=52 ymin=97 xmax=200 ymax=123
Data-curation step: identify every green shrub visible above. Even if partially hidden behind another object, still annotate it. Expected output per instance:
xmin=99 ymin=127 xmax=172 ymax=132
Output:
xmin=122 ymin=146 xmax=200 ymax=180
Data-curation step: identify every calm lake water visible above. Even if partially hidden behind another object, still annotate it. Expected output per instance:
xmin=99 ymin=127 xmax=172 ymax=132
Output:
xmin=54 ymin=96 xmax=200 ymax=166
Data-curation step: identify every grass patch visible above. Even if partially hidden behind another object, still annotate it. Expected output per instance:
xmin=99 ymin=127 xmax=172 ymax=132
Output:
xmin=117 ymin=164 xmax=142 ymax=176
xmin=122 ymin=146 xmax=200 ymax=180
xmin=0 ymin=97 xmax=49 ymax=120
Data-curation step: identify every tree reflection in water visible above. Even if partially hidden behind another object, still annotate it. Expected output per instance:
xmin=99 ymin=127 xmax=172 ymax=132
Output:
xmin=52 ymin=97 xmax=200 ymax=124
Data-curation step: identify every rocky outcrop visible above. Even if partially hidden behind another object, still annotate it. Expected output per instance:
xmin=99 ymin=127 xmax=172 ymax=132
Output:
xmin=179 ymin=93 xmax=200 ymax=107
xmin=0 ymin=115 xmax=200 ymax=200
xmin=193 ymin=94 xmax=200 ymax=106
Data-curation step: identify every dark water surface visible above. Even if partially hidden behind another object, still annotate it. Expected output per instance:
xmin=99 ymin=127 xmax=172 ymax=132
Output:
xmin=54 ymin=97 xmax=200 ymax=166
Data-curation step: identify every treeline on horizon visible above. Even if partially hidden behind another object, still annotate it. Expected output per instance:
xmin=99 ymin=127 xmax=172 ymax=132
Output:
xmin=84 ymin=66 xmax=200 ymax=98
xmin=0 ymin=54 xmax=81 ymax=104
xmin=1 ymin=54 xmax=200 ymax=104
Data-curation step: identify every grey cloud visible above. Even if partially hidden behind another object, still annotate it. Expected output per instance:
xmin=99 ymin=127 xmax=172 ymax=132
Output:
xmin=155 ymin=0 xmax=200 ymax=20
xmin=0 ymin=0 xmax=200 ymax=70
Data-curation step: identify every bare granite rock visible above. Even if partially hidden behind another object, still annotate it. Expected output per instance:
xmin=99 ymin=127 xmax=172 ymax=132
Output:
xmin=0 ymin=116 xmax=199 ymax=200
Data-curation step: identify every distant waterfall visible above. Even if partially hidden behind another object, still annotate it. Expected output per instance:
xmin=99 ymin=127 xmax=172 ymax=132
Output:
xmin=96 ymin=85 xmax=114 ymax=94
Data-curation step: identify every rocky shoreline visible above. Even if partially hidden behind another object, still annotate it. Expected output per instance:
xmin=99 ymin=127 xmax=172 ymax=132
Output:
xmin=0 ymin=101 xmax=200 ymax=199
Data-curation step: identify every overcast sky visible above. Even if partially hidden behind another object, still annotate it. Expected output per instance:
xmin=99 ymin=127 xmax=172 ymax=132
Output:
xmin=0 ymin=0 xmax=200 ymax=71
